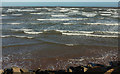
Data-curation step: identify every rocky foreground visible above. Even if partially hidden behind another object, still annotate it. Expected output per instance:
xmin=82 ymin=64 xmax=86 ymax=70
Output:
xmin=1 ymin=61 xmax=120 ymax=74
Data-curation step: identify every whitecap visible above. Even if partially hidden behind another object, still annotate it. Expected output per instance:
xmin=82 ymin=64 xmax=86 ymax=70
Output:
xmin=37 ymin=18 xmax=88 ymax=21
xmin=69 ymin=58 xmax=84 ymax=61
xmin=11 ymin=29 xmax=33 ymax=32
xmin=12 ymin=29 xmax=43 ymax=35
xmin=70 ymin=8 xmax=79 ymax=10
xmin=19 ymin=9 xmax=36 ymax=12
xmin=62 ymin=33 xmax=118 ymax=38
xmin=63 ymin=23 xmax=74 ymax=25
xmin=0 ymin=35 xmax=10 ymax=38
xmin=30 ymin=13 xmax=51 ymax=15
xmin=24 ymin=31 xmax=43 ymax=34
xmin=51 ymin=15 xmax=68 ymax=17
xmin=100 ymin=14 xmax=111 ymax=16
xmin=65 ymin=44 xmax=74 ymax=46
xmin=35 ymin=8 xmax=42 ymax=9
xmin=55 ymin=30 xmax=94 ymax=34
xmin=71 ymin=10 xmax=79 ymax=13
xmin=30 ymin=13 xmax=43 ymax=14
xmin=93 ymin=31 xmax=120 ymax=34
xmin=1 ymin=14 xmax=7 ymax=16
xmin=82 ymin=12 xmax=97 ymax=17
xmin=7 ymin=23 xmax=21 ymax=25
xmin=7 ymin=9 xmax=36 ymax=12
xmin=13 ymin=35 xmax=33 ymax=39
xmin=86 ymin=23 xmax=118 ymax=25
xmin=1 ymin=35 xmax=33 ymax=39
xmin=59 ymin=9 xmax=70 ymax=12
xmin=101 ymin=11 xmax=112 ymax=14
xmin=7 ymin=9 xmax=21 ymax=12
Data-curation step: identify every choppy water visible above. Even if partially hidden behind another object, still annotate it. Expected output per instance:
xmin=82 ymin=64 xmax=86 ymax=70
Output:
xmin=2 ymin=7 xmax=119 ymax=70
xmin=2 ymin=7 xmax=119 ymax=47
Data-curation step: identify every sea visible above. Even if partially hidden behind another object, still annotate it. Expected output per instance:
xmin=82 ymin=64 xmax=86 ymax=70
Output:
xmin=2 ymin=2 xmax=119 ymax=7
xmin=1 ymin=2 xmax=119 ymax=70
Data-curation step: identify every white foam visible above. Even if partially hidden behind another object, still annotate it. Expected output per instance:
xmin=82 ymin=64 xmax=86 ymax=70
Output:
xmin=1 ymin=35 xmax=33 ymax=39
xmin=60 ymin=8 xmax=66 ymax=10
xmin=101 ymin=11 xmax=112 ymax=14
xmin=19 ymin=9 xmax=36 ymax=12
xmin=30 ymin=13 xmax=43 ymax=14
xmin=1 ymin=14 xmax=7 ymax=16
xmin=65 ymin=44 xmax=74 ymax=46
xmin=37 ymin=18 xmax=88 ymax=21
xmin=70 ymin=8 xmax=79 ymax=10
xmin=13 ymin=35 xmax=33 ymax=39
xmin=82 ymin=12 xmax=97 ymax=17
xmin=56 ymin=30 xmax=94 ymax=34
xmin=71 ymin=10 xmax=79 ymax=13
xmin=56 ymin=30 xmax=119 ymax=35
xmin=11 ymin=29 xmax=33 ymax=31
xmin=35 ymin=8 xmax=42 ymax=9
xmin=86 ymin=23 xmax=118 ymax=25
xmin=12 ymin=29 xmax=43 ymax=34
xmin=94 ymin=31 xmax=120 ymax=34
xmin=7 ymin=9 xmax=36 ymax=12
xmin=51 ymin=15 xmax=68 ymax=17
xmin=7 ymin=23 xmax=21 ymax=25
xmin=69 ymin=58 xmax=84 ymax=61
xmin=30 ymin=13 xmax=51 ymax=15
xmin=63 ymin=23 xmax=74 ymax=25
xmin=100 ymin=14 xmax=111 ymax=16
xmin=62 ymin=33 xmax=118 ymax=38
xmin=36 ymin=8 xmax=52 ymax=11
xmin=59 ymin=9 xmax=70 ymax=12
xmin=0 ymin=35 xmax=10 ymax=38
xmin=7 ymin=9 xmax=21 ymax=12
xmin=24 ymin=31 xmax=43 ymax=34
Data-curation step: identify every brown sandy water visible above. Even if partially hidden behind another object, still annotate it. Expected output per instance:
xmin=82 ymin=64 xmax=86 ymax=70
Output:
xmin=2 ymin=40 xmax=118 ymax=70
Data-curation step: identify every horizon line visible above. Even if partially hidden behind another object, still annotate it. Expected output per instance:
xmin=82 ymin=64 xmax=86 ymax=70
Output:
xmin=2 ymin=1 xmax=119 ymax=2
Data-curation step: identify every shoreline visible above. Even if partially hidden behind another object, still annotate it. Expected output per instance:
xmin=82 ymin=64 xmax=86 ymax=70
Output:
xmin=3 ymin=42 xmax=118 ymax=70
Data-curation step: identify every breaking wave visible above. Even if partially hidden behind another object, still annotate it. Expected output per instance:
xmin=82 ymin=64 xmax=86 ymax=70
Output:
xmin=1 ymin=35 xmax=33 ymax=39
xmin=37 ymin=18 xmax=88 ymax=21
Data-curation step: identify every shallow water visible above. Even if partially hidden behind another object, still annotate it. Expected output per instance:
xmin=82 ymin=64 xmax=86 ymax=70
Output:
xmin=2 ymin=7 xmax=119 ymax=69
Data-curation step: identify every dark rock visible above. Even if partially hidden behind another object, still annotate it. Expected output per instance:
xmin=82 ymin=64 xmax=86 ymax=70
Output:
xmin=67 ymin=66 xmax=84 ymax=72
xmin=86 ymin=66 xmax=107 ymax=73
xmin=111 ymin=67 xmax=120 ymax=73
xmin=104 ymin=68 xmax=114 ymax=74
xmin=2 ymin=61 xmax=120 ymax=73
xmin=20 ymin=68 xmax=29 ymax=73
xmin=87 ymin=63 xmax=105 ymax=68
xmin=4 ymin=68 xmax=13 ymax=74
xmin=109 ymin=61 xmax=120 ymax=67
xmin=104 ymin=67 xmax=120 ymax=74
